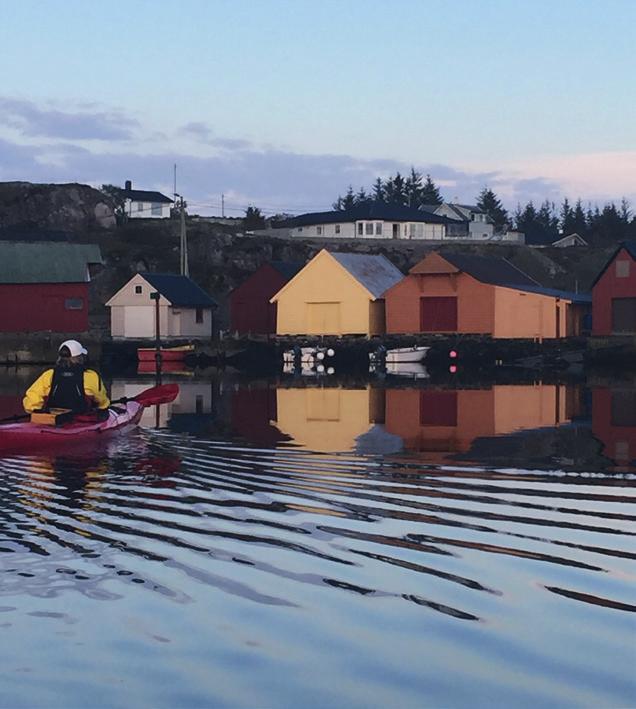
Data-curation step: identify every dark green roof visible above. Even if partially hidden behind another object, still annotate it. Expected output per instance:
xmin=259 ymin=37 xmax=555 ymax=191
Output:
xmin=0 ymin=242 xmax=102 ymax=284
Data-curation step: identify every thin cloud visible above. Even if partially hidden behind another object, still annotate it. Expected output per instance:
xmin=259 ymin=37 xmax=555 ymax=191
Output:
xmin=0 ymin=97 xmax=139 ymax=140
xmin=0 ymin=133 xmax=633 ymax=215
xmin=179 ymin=121 xmax=252 ymax=151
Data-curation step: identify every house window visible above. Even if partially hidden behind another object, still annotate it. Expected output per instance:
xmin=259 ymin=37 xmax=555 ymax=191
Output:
xmin=357 ymin=223 xmax=363 ymax=236
xmin=317 ymin=226 xmax=322 ymax=235
xmin=375 ymin=222 xmax=382 ymax=235
xmin=65 ymin=298 xmax=84 ymax=310
xmin=137 ymin=201 xmax=144 ymax=212
xmin=335 ymin=224 xmax=340 ymax=235
xmin=298 ymin=227 xmax=303 ymax=232
xmin=616 ymin=260 xmax=630 ymax=278
xmin=365 ymin=222 xmax=373 ymax=235
xmin=196 ymin=307 xmax=204 ymax=324
xmin=151 ymin=203 xmax=162 ymax=216
xmin=409 ymin=223 xmax=424 ymax=238
xmin=135 ymin=285 xmax=143 ymax=294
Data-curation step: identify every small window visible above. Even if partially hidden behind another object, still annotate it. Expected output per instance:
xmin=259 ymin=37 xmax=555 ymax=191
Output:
xmin=335 ymin=224 xmax=340 ymax=235
xmin=316 ymin=225 xmax=322 ymax=235
xmin=365 ymin=222 xmax=373 ymax=235
xmin=135 ymin=285 xmax=143 ymax=294
xmin=65 ymin=298 xmax=84 ymax=310
xmin=151 ymin=203 xmax=162 ymax=216
xmin=357 ymin=223 xmax=363 ymax=236
xmin=137 ymin=201 xmax=144 ymax=212
xmin=298 ymin=227 xmax=303 ymax=232
xmin=196 ymin=307 xmax=204 ymax=324
xmin=375 ymin=222 xmax=382 ymax=236
xmin=616 ymin=260 xmax=630 ymax=278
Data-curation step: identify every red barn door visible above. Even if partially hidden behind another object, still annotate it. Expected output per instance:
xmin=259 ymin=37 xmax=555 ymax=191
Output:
xmin=420 ymin=297 xmax=458 ymax=331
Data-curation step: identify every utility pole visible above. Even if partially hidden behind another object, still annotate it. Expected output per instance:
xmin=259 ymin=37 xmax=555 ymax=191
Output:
xmin=180 ymin=196 xmax=189 ymax=276
xmin=221 ymin=193 xmax=225 ymax=218
xmin=173 ymin=163 xmax=177 ymax=202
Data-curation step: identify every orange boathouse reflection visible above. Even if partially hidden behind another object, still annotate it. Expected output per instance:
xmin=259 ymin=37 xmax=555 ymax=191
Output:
xmin=385 ymin=384 xmax=582 ymax=460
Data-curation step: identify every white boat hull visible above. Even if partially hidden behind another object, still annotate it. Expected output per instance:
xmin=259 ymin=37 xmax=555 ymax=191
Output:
xmin=385 ymin=346 xmax=430 ymax=364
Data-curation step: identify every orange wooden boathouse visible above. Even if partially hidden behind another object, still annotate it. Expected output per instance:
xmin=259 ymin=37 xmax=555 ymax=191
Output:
xmin=384 ymin=251 xmax=590 ymax=339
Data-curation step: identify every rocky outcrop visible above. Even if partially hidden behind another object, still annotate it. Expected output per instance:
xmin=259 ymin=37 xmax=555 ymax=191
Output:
xmin=0 ymin=181 xmax=115 ymax=232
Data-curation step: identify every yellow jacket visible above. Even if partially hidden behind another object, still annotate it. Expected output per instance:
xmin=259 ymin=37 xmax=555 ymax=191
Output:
xmin=23 ymin=369 xmax=110 ymax=413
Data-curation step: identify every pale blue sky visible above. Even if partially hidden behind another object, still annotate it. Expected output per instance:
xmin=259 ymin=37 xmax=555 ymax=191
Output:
xmin=1 ymin=0 xmax=634 ymax=214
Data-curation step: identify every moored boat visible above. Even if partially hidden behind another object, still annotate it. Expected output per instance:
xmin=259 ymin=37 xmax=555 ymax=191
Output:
xmin=385 ymin=346 xmax=430 ymax=364
xmin=137 ymin=345 xmax=195 ymax=362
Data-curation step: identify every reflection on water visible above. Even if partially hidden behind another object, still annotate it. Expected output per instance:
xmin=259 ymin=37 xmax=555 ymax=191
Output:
xmin=0 ymin=370 xmax=634 ymax=707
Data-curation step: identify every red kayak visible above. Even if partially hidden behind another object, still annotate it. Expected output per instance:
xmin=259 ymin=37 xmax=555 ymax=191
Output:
xmin=0 ymin=384 xmax=179 ymax=455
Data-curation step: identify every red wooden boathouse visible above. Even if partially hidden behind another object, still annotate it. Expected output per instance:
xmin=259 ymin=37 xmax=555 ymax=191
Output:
xmin=229 ymin=261 xmax=304 ymax=335
xmin=0 ymin=241 xmax=102 ymax=333
xmin=591 ymin=241 xmax=636 ymax=336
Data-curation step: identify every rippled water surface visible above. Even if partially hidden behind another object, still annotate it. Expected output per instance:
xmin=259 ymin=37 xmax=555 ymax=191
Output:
xmin=0 ymin=373 xmax=635 ymax=708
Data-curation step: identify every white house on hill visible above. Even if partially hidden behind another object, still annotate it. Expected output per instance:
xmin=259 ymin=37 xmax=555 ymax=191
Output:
xmin=432 ymin=203 xmax=495 ymax=240
xmin=256 ymin=203 xmax=467 ymax=241
xmin=123 ymin=180 xmax=173 ymax=219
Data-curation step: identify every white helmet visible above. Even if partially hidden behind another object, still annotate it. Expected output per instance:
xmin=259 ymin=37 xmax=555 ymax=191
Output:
xmin=59 ymin=339 xmax=88 ymax=357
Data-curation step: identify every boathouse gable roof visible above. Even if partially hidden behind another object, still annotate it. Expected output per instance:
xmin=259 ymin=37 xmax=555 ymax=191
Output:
xmin=329 ymin=251 xmax=404 ymax=299
xmin=0 ymin=241 xmax=102 ymax=284
xmin=270 ymin=249 xmax=403 ymax=303
xmin=591 ymin=240 xmax=636 ymax=287
xmin=139 ymin=273 xmax=217 ymax=308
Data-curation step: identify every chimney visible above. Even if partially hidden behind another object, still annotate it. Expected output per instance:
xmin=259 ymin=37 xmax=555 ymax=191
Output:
xmin=125 ymin=180 xmax=132 ymax=191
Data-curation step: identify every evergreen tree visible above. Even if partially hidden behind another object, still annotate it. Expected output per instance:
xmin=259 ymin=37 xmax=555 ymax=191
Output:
xmin=572 ymin=199 xmax=587 ymax=234
xmin=515 ymin=201 xmax=551 ymax=243
xmin=355 ymin=187 xmax=369 ymax=205
xmin=421 ymin=174 xmax=443 ymax=206
xmin=405 ymin=167 xmax=424 ymax=209
xmin=476 ymin=187 xmax=509 ymax=231
xmin=537 ymin=201 xmax=559 ymax=239
xmin=383 ymin=172 xmax=407 ymax=206
xmin=559 ymin=198 xmax=575 ymax=235
xmin=372 ymin=177 xmax=385 ymax=203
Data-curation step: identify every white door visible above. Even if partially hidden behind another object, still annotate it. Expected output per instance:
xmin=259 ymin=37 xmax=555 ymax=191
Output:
xmin=124 ymin=306 xmax=155 ymax=337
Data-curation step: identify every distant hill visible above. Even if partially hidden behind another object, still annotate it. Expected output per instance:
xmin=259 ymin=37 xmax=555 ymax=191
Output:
xmin=0 ymin=181 xmax=115 ymax=232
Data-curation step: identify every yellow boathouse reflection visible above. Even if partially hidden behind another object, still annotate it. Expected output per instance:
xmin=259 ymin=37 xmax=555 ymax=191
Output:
xmin=272 ymin=386 xmax=388 ymax=452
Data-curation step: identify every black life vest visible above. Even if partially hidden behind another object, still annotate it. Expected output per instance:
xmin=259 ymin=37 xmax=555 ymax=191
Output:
xmin=48 ymin=366 xmax=89 ymax=413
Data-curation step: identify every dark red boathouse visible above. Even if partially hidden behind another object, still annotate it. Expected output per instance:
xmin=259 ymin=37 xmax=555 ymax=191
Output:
xmin=229 ymin=261 xmax=304 ymax=335
xmin=0 ymin=242 xmax=102 ymax=333
xmin=592 ymin=241 xmax=636 ymax=336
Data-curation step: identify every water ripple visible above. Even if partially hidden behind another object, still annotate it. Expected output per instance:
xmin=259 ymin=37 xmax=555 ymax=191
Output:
xmin=0 ymin=433 xmax=634 ymax=708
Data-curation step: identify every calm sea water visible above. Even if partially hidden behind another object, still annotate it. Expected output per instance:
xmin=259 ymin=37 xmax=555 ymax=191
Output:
xmin=0 ymin=369 xmax=634 ymax=708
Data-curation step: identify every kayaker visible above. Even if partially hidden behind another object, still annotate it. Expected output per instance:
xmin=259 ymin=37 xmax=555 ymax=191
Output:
xmin=23 ymin=340 xmax=110 ymax=415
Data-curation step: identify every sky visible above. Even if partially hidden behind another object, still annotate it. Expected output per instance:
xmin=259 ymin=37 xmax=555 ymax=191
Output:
xmin=0 ymin=0 xmax=635 ymax=216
